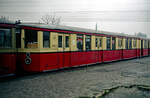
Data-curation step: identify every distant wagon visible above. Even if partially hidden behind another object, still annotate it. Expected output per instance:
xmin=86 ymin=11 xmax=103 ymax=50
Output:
xmin=0 ymin=22 xmax=150 ymax=77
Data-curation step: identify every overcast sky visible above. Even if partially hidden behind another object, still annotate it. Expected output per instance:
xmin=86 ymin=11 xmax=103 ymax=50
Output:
xmin=0 ymin=0 xmax=150 ymax=36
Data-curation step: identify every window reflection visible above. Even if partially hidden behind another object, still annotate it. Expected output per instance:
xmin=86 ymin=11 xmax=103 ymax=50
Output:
xmin=77 ymin=34 xmax=83 ymax=51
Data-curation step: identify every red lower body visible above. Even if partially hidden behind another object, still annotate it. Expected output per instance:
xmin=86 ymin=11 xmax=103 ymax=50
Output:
xmin=18 ymin=51 xmax=103 ymax=72
xmin=136 ymin=49 xmax=141 ymax=57
xmin=123 ymin=49 xmax=137 ymax=59
xmin=0 ymin=53 xmax=16 ymax=77
xmin=18 ymin=49 xmax=149 ymax=72
xmin=142 ymin=49 xmax=149 ymax=56
xmin=103 ymin=50 xmax=122 ymax=62
xmin=0 ymin=48 xmax=149 ymax=75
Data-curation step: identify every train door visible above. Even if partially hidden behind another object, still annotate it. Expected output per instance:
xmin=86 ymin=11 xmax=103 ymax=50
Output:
xmin=58 ymin=34 xmax=71 ymax=68
xmin=58 ymin=34 xmax=70 ymax=51
xmin=97 ymin=37 xmax=103 ymax=62
xmin=141 ymin=40 xmax=143 ymax=56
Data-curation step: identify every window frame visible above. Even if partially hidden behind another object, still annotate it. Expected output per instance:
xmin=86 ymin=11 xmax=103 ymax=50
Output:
xmin=144 ymin=40 xmax=148 ymax=49
xmin=65 ymin=36 xmax=69 ymax=48
xmin=95 ymin=38 xmax=98 ymax=48
xmin=99 ymin=37 xmax=103 ymax=48
xmin=77 ymin=34 xmax=83 ymax=51
xmin=126 ymin=38 xmax=129 ymax=49
xmin=24 ymin=29 xmax=38 ymax=48
xmin=58 ymin=35 xmax=63 ymax=48
xmin=118 ymin=38 xmax=123 ymax=48
xmin=129 ymin=39 xmax=132 ymax=49
xmin=85 ymin=35 xmax=91 ymax=51
xmin=133 ymin=39 xmax=137 ymax=48
xmin=107 ymin=37 xmax=111 ymax=50
xmin=112 ymin=37 xmax=116 ymax=50
xmin=43 ymin=31 xmax=50 ymax=48
xmin=0 ymin=28 xmax=12 ymax=48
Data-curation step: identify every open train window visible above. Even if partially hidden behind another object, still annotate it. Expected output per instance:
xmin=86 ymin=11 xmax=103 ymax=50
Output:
xmin=58 ymin=35 xmax=63 ymax=48
xmin=85 ymin=35 xmax=91 ymax=51
xmin=129 ymin=39 xmax=132 ymax=49
xmin=25 ymin=29 xmax=38 ymax=48
xmin=43 ymin=31 xmax=50 ymax=48
xmin=65 ymin=36 xmax=69 ymax=47
xmin=0 ymin=28 xmax=12 ymax=48
xmin=112 ymin=37 xmax=116 ymax=50
xmin=107 ymin=37 xmax=111 ymax=50
xmin=95 ymin=38 xmax=98 ymax=47
xmin=126 ymin=39 xmax=129 ymax=49
xmin=77 ymin=34 xmax=83 ymax=51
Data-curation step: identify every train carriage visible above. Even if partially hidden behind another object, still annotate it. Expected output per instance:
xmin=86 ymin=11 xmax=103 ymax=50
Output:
xmin=0 ymin=22 xmax=17 ymax=77
xmin=123 ymin=37 xmax=137 ymax=59
xmin=0 ymin=22 xmax=150 ymax=75
xmin=15 ymin=23 xmax=149 ymax=72
xmin=17 ymin=23 xmax=105 ymax=72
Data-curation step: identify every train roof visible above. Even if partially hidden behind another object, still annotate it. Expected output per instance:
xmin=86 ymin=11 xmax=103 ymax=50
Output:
xmin=0 ymin=22 xmax=149 ymax=40
xmin=19 ymin=23 xmax=128 ymax=36
xmin=0 ymin=21 xmax=16 ymax=25
xmin=19 ymin=23 xmax=149 ymax=39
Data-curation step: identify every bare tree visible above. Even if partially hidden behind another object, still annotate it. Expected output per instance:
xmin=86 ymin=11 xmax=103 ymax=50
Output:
xmin=0 ymin=16 xmax=11 ymax=23
xmin=40 ymin=13 xmax=61 ymax=25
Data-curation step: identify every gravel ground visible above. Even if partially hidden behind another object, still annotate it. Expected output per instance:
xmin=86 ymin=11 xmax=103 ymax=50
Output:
xmin=104 ymin=86 xmax=150 ymax=98
xmin=0 ymin=57 xmax=150 ymax=98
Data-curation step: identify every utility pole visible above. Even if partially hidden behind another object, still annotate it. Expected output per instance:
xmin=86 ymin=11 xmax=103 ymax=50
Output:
xmin=95 ymin=22 xmax=98 ymax=32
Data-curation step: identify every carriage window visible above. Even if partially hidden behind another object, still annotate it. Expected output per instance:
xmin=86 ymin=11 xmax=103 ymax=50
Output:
xmin=95 ymin=38 xmax=98 ymax=47
xmin=25 ymin=29 xmax=38 ymax=48
xmin=126 ymin=39 xmax=128 ymax=49
xmin=85 ymin=35 xmax=91 ymax=51
xmin=112 ymin=37 xmax=116 ymax=50
xmin=0 ymin=28 xmax=12 ymax=48
xmin=58 ymin=35 xmax=62 ymax=48
xmin=65 ymin=36 xmax=69 ymax=47
xmin=129 ymin=39 xmax=132 ymax=49
xmin=43 ymin=31 xmax=50 ymax=48
xmin=107 ymin=37 xmax=111 ymax=50
xmin=77 ymin=34 xmax=83 ymax=51
xmin=144 ymin=40 xmax=148 ymax=48
xmin=99 ymin=38 xmax=102 ymax=47
xmin=16 ymin=28 xmax=21 ymax=48
xmin=133 ymin=40 xmax=136 ymax=48
xmin=118 ymin=38 xmax=123 ymax=48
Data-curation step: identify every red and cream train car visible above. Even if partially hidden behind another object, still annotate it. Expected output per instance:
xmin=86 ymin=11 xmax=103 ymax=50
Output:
xmin=0 ymin=22 xmax=150 ymax=76
xmin=16 ymin=23 xmax=150 ymax=72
